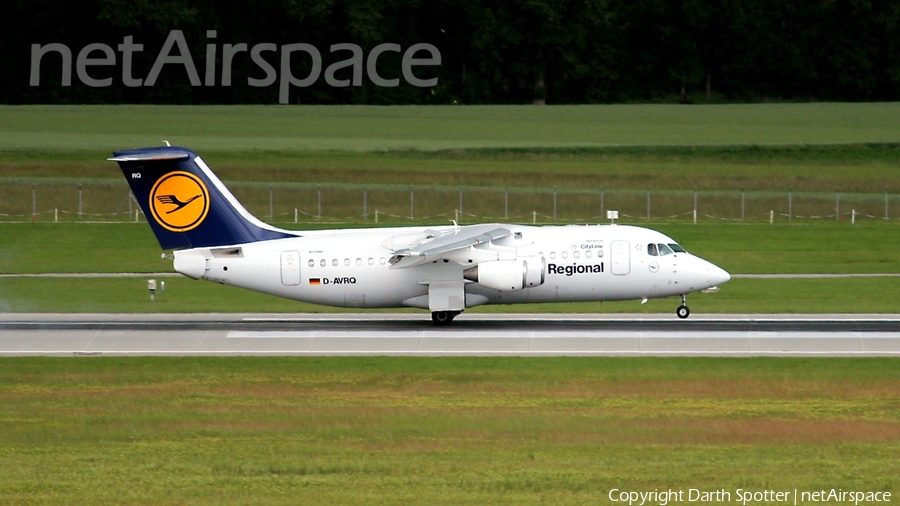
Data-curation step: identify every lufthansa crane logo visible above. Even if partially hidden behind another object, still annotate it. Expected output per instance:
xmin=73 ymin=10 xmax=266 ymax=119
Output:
xmin=149 ymin=171 xmax=210 ymax=232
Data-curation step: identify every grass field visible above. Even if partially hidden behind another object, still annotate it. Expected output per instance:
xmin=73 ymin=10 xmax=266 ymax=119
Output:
xmin=0 ymin=357 xmax=897 ymax=505
xmin=4 ymin=103 xmax=900 ymax=152
xmin=3 ymin=104 xmax=900 ymax=223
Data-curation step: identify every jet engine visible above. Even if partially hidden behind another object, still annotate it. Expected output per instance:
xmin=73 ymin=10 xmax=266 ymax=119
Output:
xmin=463 ymin=257 xmax=545 ymax=291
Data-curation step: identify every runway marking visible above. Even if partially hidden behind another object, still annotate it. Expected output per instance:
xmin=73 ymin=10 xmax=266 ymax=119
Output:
xmin=240 ymin=317 xmax=900 ymax=323
xmin=0 ymin=272 xmax=181 ymax=278
xmin=240 ymin=313 xmax=900 ymax=320
xmin=733 ymin=273 xmax=900 ymax=278
xmin=5 ymin=351 xmax=900 ymax=356
xmin=226 ymin=331 xmax=900 ymax=339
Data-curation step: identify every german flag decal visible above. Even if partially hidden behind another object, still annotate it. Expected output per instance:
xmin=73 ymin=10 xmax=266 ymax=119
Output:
xmin=309 ymin=278 xmax=321 ymax=285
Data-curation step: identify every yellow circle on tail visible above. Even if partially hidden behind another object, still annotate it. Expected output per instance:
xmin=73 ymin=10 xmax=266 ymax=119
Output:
xmin=149 ymin=171 xmax=210 ymax=232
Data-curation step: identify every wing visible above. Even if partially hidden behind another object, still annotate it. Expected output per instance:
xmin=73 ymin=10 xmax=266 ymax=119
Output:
xmin=389 ymin=224 xmax=511 ymax=269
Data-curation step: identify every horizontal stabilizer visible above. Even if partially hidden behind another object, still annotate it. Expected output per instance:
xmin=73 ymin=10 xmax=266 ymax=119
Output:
xmin=108 ymin=152 xmax=191 ymax=162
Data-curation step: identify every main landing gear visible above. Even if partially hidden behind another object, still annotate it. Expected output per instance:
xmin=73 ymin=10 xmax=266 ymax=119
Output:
xmin=432 ymin=311 xmax=461 ymax=326
xmin=676 ymin=294 xmax=691 ymax=319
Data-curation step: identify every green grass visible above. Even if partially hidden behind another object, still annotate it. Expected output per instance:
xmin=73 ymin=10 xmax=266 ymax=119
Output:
xmin=3 ymin=143 xmax=900 ymax=223
xmin=4 ymin=104 xmax=900 ymax=152
xmin=0 ymin=357 xmax=897 ymax=505
xmin=4 ymin=103 xmax=900 ymax=194
xmin=652 ymin=223 xmax=900 ymax=274
xmin=3 ymin=104 xmax=900 ymax=222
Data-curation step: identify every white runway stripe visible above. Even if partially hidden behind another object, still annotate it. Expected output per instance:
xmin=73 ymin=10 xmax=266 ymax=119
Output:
xmin=226 ymin=330 xmax=900 ymax=339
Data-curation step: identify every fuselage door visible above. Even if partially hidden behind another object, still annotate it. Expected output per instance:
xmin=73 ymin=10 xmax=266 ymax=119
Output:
xmin=281 ymin=251 xmax=301 ymax=286
xmin=610 ymin=240 xmax=631 ymax=275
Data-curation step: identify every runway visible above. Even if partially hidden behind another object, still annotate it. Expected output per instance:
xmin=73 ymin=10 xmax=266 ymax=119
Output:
xmin=2 ymin=313 xmax=900 ymax=356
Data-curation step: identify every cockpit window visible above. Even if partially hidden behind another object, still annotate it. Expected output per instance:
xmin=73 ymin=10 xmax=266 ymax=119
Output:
xmin=647 ymin=243 xmax=658 ymax=256
xmin=657 ymin=244 xmax=674 ymax=256
xmin=669 ymin=243 xmax=686 ymax=253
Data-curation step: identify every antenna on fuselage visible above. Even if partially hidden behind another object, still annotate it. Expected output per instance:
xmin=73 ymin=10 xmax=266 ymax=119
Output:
xmin=607 ymin=209 xmax=619 ymax=225
xmin=162 ymin=140 xmax=171 ymax=147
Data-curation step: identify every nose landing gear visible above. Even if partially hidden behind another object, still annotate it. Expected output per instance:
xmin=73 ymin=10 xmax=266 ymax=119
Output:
xmin=676 ymin=294 xmax=690 ymax=319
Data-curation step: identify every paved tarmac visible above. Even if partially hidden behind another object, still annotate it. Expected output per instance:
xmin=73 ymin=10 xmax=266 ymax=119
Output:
xmin=1 ymin=313 xmax=899 ymax=356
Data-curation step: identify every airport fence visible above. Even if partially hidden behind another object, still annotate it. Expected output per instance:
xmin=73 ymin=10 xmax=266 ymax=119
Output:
xmin=1 ymin=178 xmax=898 ymax=225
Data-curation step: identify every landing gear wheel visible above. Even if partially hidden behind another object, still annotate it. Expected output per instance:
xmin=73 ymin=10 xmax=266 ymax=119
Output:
xmin=431 ymin=311 xmax=459 ymax=326
xmin=676 ymin=294 xmax=690 ymax=319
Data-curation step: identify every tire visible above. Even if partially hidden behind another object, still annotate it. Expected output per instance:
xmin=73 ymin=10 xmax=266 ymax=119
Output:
xmin=432 ymin=311 xmax=454 ymax=325
xmin=676 ymin=305 xmax=690 ymax=319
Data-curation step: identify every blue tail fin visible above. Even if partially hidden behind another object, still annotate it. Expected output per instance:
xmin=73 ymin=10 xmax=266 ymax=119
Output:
xmin=110 ymin=146 xmax=296 ymax=250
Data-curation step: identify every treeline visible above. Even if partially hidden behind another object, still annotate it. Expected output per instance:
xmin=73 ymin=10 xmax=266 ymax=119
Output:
xmin=2 ymin=0 xmax=899 ymax=105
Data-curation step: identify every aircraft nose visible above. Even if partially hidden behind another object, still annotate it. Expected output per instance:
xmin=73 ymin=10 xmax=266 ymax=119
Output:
xmin=705 ymin=261 xmax=731 ymax=286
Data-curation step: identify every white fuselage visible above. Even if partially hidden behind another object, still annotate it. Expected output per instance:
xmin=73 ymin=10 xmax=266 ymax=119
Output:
xmin=172 ymin=224 xmax=730 ymax=309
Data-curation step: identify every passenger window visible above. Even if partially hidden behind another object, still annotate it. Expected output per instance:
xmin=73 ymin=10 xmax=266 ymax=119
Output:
xmin=320 ymin=259 xmax=326 ymax=267
xmin=550 ymin=252 xmax=556 ymax=260
xmin=648 ymin=244 xmax=658 ymax=256
xmin=368 ymin=258 xmax=374 ymax=265
xmin=669 ymin=243 xmax=687 ymax=253
xmin=380 ymin=257 xmax=386 ymax=265
xmin=658 ymin=244 xmax=674 ymax=256
xmin=308 ymin=259 xmax=315 ymax=267
xmin=562 ymin=251 xmax=568 ymax=259
xmin=356 ymin=258 xmax=362 ymax=266
xmin=586 ymin=250 xmax=592 ymax=259
xmin=332 ymin=259 xmax=338 ymax=266
xmin=574 ymin=251 xmax=580 ymax=259
xmin=344 ymin=258 xmax=350 ymax=266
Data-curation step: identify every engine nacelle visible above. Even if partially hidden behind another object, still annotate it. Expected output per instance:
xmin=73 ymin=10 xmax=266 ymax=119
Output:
xmin=463 ymin=257 xmax=545 ymax=291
